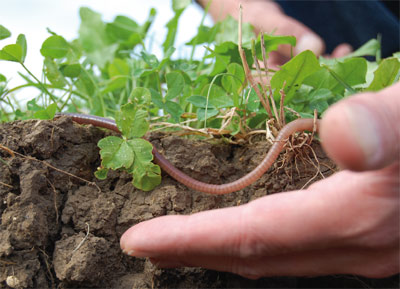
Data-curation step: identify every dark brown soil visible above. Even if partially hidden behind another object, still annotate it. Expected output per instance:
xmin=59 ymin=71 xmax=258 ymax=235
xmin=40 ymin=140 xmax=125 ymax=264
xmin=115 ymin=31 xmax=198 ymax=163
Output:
xmin=0 ymin=117 xmax=398 ymax=288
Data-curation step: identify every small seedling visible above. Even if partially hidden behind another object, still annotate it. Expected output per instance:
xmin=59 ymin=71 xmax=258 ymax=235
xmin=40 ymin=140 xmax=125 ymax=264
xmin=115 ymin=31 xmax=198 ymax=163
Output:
xmin=95 ymin=103 xmax=161 ymax=191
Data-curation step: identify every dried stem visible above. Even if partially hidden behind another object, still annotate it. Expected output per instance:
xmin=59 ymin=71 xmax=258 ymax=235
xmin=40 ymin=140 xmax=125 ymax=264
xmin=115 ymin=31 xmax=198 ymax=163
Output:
xmin=261 ymin=33 xmax=270 ymax=82
xmin=238 ymin=4 xmax=273 ymax=118
xmin=284 ymin=106 xmax=302 ymax=118
xmin=72 ymin=223 xmax=90 ymax=254
xmin=0 ymin=144 xmax=15 ymax=157
xmin=261 ymin=32 xmax=282 ymax=126
xmin=279 ymin=82 xmax=287 ymax=126
xmin=0 ymin=181 xmax=13 ymax=188
xmin=308 ymin=109 xmax=318 ymax=145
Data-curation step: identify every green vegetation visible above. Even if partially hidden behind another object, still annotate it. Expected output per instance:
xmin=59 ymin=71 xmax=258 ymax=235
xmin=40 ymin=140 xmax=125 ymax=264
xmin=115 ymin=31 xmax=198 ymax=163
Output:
xmin=1 ymin=0 xmax=399 ymax=190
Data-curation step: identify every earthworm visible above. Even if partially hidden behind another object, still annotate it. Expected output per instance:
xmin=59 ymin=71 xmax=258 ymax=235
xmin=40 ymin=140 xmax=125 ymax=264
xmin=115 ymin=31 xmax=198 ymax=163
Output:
xmin=57 ymin=113 xmax=320 ymax=194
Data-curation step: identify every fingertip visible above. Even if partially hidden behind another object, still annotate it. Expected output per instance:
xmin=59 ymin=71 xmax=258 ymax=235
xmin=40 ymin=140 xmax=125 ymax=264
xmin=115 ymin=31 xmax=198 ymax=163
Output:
xmin=320 ymin=102 xmax=367 ymax=171
xmin=320 ymin=86 xmax=399 ymax=171
xmin=120 ymin=225 xmax=144 ymax=257
xmin=331 ymin=43 xmax=353 ymax=58
xmin=120 ymin=215 xmax=188 ymax=258
xmin=295 ymin=33 xmax=325 ymax=56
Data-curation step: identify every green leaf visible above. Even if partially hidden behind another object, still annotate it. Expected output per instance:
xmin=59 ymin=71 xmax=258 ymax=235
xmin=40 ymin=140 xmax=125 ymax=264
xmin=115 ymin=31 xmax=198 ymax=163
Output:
xmin=127 ymin=138 xmax=161 ymax=191
xmin=207 ymin=41 xmax=253 ymax=76
xmin=211 ymin=94 xmax=234 ymax=109
xmin=158 ymin=46 xmax=176 ymax=70
xmin=102 ymin=58 xmax=129 ymax=93
xmin=331 ymin=58 xmax=367 ymax=87
xmin=307 ymin=89 xmax=335 ymax=114
xmin=201 ymin=84 xmax=233 ymax=108
xmin=78 ymin=7 xmax=116 ymax=68
xmin=342 ymin=39 xmax=380 ymax=59
xmin=116 ymin=103 xmax=149 ymax=139
xmin=94 ymin=168 xmax=108 ymax=180
xmin=0 ymin=25 xmax=11 ymax=40
xmin=215 ymin=16 xmax=253 ymax=45
xmin=255 ymin=34 xmax=296 ymax=59
xmin=367 ymin=57 xmax=400 ymax=91
xmin=79 ymin=7 xmax=110 ymax=53
xmin=108 ymin=58 xmax=129 ymax=77
xmin=185 ymin=25 xmax=219 ymax=46
xmin=76 ymin=68 xmax=95 ymax=96
xmin=125 ymin=32 xmax=143 ymax=47
xmin=65 ymin=39 xmax=83 ymax=63
xmin=186 ymin=95 xmax=210 ymax=108
xmin=0 ymin=74 xmax=6 ymax=82
xmin=0 ymin=44 xmax=23 ymax=62
xmin=130 ymin=87 xmax=151 ymax=104
xmin=106 ymin=15 xmax=140 ymax=41
xmin=165 ymin=100 xmax=183 ymax=122
xmin=40 ymin=35 xmax=69 ymax=58
xmin=86 ymin=44 xmax=118 ymax=69
xmin=271 ymin=50 xmax=321 ymax=102
xmin=44 ymin=57 xmax=67 ymax=88
xmin=221 ymin=63 xmax=245 ymax=94
xmin=248 ymin=112 xmax=267 ymax=128
xmin=304 ymin=57 xmax=367 ymax=94
xmin=140 ymin=51 xmax=159 ymax=69
xmin=132 ymin=162 xmax=161 ymax=191
xmin=197 ymin=107 xmax=219 ymax=121
xmin=142 ymin=8 xmax=157 ymax=35
xmin=150 ymin=88 xmax=164 ymax=109
xmin=33 ymin=103 xmax=58 ymax=120
xmin=60 ymin=63 xmax=81 ymax=78
xmin=163 ymin=12 xmax=181 ymax=54
xmin=172 ymin=0 xmax=191 ymax=12
xmin=16 ymin=34 xmax=27 ymax=62
xmin=27 ymin=99 xmax=42 ymax=112
xmin=98 ymin=136 xmax=134 ymax=170
xmin=246 ymin=88 xmax=261 ymax=112
xmin=163 ymin=0 xmax=190 ymax=53
xmin=165 ymin=71 xmax=185 ymax=100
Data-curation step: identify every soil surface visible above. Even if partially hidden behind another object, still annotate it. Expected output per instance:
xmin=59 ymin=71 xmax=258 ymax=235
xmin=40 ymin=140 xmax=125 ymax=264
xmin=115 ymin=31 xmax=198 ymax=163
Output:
xmin=0 ymin=116 xmax=398 ymax=288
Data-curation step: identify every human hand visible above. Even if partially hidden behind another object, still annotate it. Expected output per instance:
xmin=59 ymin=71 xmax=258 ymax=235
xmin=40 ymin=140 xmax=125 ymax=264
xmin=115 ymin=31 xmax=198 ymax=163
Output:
xmin=120 ymin=82 xmax=400 ymax=279
xmin=196 ymin=0 xmax=352 ymax=67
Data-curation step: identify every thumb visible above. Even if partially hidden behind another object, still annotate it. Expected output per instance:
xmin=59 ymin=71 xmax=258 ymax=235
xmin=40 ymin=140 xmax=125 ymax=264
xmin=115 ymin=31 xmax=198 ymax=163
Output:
xmin=320 ymin=82 xmax=400 ymax=171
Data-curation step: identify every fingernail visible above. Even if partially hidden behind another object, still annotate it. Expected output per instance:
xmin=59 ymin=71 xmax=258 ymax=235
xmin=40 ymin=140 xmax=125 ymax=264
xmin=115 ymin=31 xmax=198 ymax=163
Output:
xmin=121 ymin=247 xmax=135 ymax=256
xmin=122 ymin=248 xmax=151 ymax=258
xmin=295 ymin=33 xmax=324 ymax=55
xmin=344 ymin=104 xmax=383 ymax=167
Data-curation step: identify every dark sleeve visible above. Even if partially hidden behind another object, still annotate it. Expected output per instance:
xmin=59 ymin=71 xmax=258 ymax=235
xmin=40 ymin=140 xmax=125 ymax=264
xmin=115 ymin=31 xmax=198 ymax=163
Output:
xmin=275 ymin=0 xmax=399 ymax=57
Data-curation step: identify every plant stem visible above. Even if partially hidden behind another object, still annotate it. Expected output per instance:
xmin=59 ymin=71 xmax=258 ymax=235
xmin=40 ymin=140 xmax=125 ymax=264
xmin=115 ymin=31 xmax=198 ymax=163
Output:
xmin=20 ymin=63 xmax=58 ymax=105
xmin=237 ymin=4 xmax=273 ymax=119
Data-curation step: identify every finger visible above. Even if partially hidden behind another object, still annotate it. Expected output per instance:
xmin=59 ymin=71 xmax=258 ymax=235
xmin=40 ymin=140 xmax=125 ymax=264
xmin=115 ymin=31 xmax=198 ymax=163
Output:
xmin=320 ymin=82 xmax=400 ymax=171
xmin=330 ymin=43 xmax=353 ymax=58
xmin=120 ymin=166 xmax=398 ymax=276
xmin=149 ymin=246 xmax=398 ymax=279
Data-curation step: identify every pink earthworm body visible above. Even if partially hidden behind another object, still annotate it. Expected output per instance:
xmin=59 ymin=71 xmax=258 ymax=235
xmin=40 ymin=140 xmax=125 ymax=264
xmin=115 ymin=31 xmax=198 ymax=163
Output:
xmin=58 ymin=113 xmax=320 ymax=194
